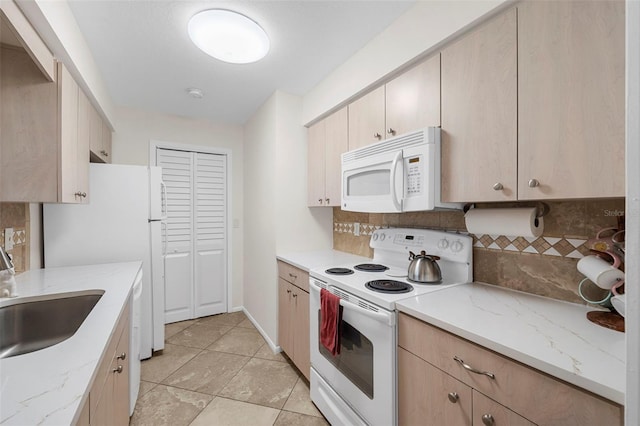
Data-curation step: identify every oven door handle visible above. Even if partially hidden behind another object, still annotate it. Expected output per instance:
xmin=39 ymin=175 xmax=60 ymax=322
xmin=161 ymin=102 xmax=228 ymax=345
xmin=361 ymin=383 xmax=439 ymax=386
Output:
xmin=311 ymin=281 xmax=395 ymax=326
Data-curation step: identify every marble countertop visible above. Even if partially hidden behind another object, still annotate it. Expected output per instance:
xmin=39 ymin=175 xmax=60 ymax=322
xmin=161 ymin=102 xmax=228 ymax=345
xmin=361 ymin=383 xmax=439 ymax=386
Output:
xmin=276 ymin=249 xmax=371 ymax=272
xmin=396 ymin=282 xmax=625 ymax=405
xmin=0 ymin=262 xmax=142 ymax=425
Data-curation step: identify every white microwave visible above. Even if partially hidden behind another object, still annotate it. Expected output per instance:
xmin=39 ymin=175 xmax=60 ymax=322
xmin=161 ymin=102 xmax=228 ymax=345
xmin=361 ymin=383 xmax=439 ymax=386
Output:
xmin=341 ymin=127 xmax=462 ymax=213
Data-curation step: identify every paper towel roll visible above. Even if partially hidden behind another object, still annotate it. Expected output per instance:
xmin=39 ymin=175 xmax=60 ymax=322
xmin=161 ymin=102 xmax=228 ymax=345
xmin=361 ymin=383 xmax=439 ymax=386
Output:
xmin=464 ymin=207 xmax=543 ymax=238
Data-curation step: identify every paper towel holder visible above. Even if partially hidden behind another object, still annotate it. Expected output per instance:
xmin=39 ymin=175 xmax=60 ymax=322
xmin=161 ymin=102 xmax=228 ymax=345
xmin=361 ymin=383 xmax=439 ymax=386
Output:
xmin=463 ymin=202 xmax=550 ymax=218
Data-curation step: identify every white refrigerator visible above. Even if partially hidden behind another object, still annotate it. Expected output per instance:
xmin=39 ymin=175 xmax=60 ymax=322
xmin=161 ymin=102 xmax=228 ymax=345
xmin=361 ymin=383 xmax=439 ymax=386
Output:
xmin=43 ymin=163 xmax=166 ymax=360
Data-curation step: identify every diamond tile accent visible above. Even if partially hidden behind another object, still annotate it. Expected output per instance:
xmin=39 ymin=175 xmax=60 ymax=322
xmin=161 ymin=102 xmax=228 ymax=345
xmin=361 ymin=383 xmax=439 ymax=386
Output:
xmin=544 ymin=237 xmax=561 ymax=245
xmin=495 ymin=236 xmax=511 ymax=249
xmin=479 ymin=235 xmax=493 ymax=248
xmin=553 ymin=239 xmax=575 ymax=256
xmin=566 ymin=250 xmax=584 ymax=259
xmin=567 ymin=238 xmax=587 ymax=248
xmin=545 ymin=247 xmax=562 ymax=257
xmin=512 ymin=237 xmax=529 ymax=251
xmin=504 ymin=244 xmax=518 ymax=252
xmin=531 ymin=238 xmax=551 ymax=253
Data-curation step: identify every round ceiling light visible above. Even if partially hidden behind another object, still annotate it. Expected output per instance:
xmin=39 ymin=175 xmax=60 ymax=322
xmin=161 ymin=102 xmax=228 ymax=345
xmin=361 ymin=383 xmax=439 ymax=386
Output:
xmin=188 ymin=9 xmax=270 ymax=64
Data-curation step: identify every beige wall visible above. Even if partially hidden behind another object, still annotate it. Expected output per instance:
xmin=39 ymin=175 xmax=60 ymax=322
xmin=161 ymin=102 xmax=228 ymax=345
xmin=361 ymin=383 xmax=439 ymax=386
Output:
xmin=244 ymin=91 xmax=332 ymax=348
xmin=112 ymin=106 xmax=245 ymax=309
xmin=302 ymin=0 xmax=510 ymax=124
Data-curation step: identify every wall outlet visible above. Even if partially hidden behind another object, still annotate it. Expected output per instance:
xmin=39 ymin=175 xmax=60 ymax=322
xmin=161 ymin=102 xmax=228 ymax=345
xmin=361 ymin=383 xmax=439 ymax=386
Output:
xmin=4 ymin=228 xmax=14 ymax=251
xmin=354 ymin=222 xmax=360 ymax=236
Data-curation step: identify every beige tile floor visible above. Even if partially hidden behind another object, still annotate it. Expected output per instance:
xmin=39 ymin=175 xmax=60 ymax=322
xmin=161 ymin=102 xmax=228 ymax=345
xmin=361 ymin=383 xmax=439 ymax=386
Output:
xmin=130 ymin=311 xmax=329 ymax=426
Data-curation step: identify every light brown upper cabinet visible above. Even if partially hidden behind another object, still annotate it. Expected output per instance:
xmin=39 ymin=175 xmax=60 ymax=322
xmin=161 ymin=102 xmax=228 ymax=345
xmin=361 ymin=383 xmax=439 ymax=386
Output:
xmin=517 ymin=0 xmax=625 ymax=200
xmin=308 ymin=107 xmax=348 ymax=207
xmin=89 ymin=103 xmax=112 ymax=164
xmin=441 ymin=8 xmax=518 ymax=203
xmin=0 ymin=49 xmax=88 ymax=203
xmin=348 ymin=55 xmax=441 ymax=151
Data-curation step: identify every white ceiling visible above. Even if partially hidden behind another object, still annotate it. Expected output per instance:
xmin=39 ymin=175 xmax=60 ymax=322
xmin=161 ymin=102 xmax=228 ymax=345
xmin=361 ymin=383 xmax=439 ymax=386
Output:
xmin=68 ymin=1 xmax=415 ymax=125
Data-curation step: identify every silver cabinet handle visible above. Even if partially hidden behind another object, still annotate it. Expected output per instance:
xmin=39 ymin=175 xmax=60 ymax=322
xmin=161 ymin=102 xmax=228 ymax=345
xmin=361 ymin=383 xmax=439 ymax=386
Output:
xmin=453 ymin=356 xmax=495 ymax=379
xmin=528 ymin=179 xmax=540 ymax=188
xmin=292 ymin=293 xmax=297 ymax=298
xmin=482 ymin=414 xmax=495 ymax=425
xmin=325 ymin=198 xmax=330 ymax=204
xmin=74 ymin=192 xmax=87 ymax=198
xmin=100 ymin=150 xmax=109 ymax=157
xmin=387 ymin=128 xmax=396 ymax=135
xmin=318 ymin=198 xmax=323 ymax=204
xmin=493 ymin=183 xmax=503 ymax=191
xmin=286 ymin=289 xmax=291 ymax=294
xmin=117 ymin=352 xmax=126 ymax=360
xmin=447 ymin=392 xmax=459 ymax=403
xmin=288 ymin=273 xmax=297 ymax=279
xmin=373 ymin=132 xmax=382 ymax=139
xmin=113 ymin=365 xmax=123 ymax=374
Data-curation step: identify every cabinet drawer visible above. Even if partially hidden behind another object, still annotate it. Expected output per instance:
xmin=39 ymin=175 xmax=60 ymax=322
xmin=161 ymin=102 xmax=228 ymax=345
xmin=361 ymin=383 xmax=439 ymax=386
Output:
xmin=277 ymin=261 xmax=309 ymax=292
xmin=473 ymin=390 xmax=535 ymax=426
xmin=398 ymin=313 xmax=622 ymax=426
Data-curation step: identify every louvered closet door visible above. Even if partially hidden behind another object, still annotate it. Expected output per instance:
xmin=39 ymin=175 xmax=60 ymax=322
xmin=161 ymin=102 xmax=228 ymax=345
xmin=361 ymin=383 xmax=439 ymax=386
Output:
xmin=194 ymin=152 xmax=227 ymax=317
xmin=157 ymin=149 xmax=194 ymax=323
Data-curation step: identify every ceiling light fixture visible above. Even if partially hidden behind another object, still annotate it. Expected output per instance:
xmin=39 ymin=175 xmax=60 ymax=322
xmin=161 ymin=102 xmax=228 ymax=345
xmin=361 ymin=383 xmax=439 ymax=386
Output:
xmin=188 ymin=9 xmax=270 ymax=64
xmin=187 ymin=88 xmax=204 ymax=99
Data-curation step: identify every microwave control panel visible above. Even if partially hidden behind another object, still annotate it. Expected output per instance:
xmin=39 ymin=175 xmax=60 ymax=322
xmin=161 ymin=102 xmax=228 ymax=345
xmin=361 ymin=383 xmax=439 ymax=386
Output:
xmin=405 ymin=155 xmax=423 ymax=196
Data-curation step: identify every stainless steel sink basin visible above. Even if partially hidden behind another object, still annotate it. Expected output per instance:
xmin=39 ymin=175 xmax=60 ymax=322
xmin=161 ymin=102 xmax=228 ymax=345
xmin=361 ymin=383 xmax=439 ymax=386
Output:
xmin=0 ymin=290 xmax=104 ymax=359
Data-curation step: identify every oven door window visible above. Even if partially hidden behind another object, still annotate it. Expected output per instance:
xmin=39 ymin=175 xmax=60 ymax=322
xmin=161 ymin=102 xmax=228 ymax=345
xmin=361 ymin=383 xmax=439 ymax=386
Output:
xmin=317 ymin=311 xmax=374 ymax=399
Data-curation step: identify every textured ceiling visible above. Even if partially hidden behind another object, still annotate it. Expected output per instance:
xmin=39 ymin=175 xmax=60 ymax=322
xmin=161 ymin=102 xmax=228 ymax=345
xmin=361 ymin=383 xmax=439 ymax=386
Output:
xmin=68 ymin=0 xmax=415 ymax=124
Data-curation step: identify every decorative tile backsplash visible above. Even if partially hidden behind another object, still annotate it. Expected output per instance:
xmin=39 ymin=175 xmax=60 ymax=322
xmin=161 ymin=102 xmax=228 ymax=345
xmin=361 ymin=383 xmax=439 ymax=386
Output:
xmin=0 ymin=203 xmax=31 ymax=274
xmin=333 ymin=199 xmax=626 ymax=305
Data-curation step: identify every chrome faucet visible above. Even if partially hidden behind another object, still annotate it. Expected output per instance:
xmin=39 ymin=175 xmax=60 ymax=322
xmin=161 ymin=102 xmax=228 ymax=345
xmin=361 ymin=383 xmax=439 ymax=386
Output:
xmin=0 ymin=246 xmax=14 ymax=272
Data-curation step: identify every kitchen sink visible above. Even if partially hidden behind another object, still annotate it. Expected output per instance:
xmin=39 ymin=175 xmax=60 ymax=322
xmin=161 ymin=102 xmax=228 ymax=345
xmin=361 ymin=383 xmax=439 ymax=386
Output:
xmin=0 ymin=290 xmax=104 ymax=359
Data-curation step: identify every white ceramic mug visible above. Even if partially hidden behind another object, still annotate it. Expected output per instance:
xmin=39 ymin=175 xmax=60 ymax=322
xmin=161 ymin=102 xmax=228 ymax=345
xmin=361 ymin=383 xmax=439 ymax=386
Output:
xmin=577 ymin=255 xmax=624 ymax=290
xmin=611 ymin=294 xmax=626 ymax=317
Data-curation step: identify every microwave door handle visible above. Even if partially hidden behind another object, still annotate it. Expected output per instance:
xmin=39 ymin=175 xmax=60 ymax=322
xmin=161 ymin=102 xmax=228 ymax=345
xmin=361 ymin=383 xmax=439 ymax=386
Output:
xmin=390 ymin=151 xmax=403 ymax=212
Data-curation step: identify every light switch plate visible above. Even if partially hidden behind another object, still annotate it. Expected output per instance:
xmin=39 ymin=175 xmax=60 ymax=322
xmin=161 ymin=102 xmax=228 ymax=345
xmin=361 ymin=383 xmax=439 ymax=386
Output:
xmin=354 ymin=222 xmax=360 ymax=236
xmin=4 ymin=228 xmax=14 ymax=251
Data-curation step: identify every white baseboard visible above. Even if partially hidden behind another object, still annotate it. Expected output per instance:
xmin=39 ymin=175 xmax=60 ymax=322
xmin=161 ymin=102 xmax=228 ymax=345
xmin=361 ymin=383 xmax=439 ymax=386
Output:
xmin=240 ymin=307 xmax=282 ymax=354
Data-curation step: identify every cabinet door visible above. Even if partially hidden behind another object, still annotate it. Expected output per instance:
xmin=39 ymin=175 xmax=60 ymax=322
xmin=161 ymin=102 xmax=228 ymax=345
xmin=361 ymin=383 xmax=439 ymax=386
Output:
xmin=398 ymin=348 xmax=472 ymax=426
xmin=348 ymin=86 xmax=385 ymax=150
xmin=278 ymin=279 xmax=294 ymax=357
xmin=101 ymin=120 xmax=112 ymax=163
xmin=113 ymin=322 xmax=130 ymax=425
xmin=307 ymin=120 xmax=326 ymax=206
xmin=441 ymin=8 xmax=517 ymax=202
xmin=58 ymin=62 xmax=80 ymax=203
xmin=324 ymin=107 xmax=348 ymax=206
xmin=76 ymin=90 xmax=91 ymax=203
xmin=293 ymin=288 xmax=310 ymax=380
xmin=518 ymin=0 xmax=625 ymax=200
xmin=89 ymin=103 xmax=104 ymax=162
xmin=386 ymin=54 xmax=441 ymax=136
xmin=0 ymin=46 xmax=57 ymax=202
xmin=473 ymin=391 xmax=535 ymax=426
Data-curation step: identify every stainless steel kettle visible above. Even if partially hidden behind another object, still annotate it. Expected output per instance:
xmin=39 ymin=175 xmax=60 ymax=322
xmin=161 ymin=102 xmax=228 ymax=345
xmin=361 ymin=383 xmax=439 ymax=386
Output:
xmin=407 ymin=251 xmax=442 ymax=283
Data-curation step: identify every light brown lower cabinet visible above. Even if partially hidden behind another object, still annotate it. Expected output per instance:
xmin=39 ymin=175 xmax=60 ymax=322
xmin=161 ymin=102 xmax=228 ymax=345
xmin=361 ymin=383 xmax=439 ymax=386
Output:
xmin=398 ymin=313 xmax=623 ymax=426
xmin=75 ymin=298 xmax=130 ymax=426
xmin=277 ymin=261 xmax=310 ymax=380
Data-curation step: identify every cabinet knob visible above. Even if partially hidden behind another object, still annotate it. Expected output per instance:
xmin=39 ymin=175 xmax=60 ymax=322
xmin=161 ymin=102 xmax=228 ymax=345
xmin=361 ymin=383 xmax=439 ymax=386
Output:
xmin=292 ymin=293 xmax=298 ymax=298
xmin=387 ymin=128 xmax=396 ymax=136
xmin=482 ymin=414 xmax=495 ymax=426
xmin=447 ymin=392 xmax=459 ymax=403
xmin=373 ymin=132 xmax=382 ymax=139
xmin=492 ymin=183 xmax=503 ymax=191
xmin=286 ymin=289 xmax=292 ymax=294
xmin=288 ymin=273 xmax=297 ymax=279
xmin=74 ymin=191 xmax=87 ymax=198
xmin=100 ymin=150 xmax=109 ymax=157
xmin=113 ymin=365 xmax=123 ymax=374
xmin=117 ymin=352 xmax=126 ymax=360
xmin=318 ymin=198 xmax=323 ymax=204
xmin=325 ymin=198 xmax=330 ymax=204
xmin=528 ymin=178 xmax=540 ymax=188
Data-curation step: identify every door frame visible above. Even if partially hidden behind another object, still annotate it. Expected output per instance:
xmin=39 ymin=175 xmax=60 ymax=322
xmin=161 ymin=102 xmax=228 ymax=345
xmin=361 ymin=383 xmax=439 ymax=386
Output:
xmin=149 ymin=140 xmax=234 ymax=316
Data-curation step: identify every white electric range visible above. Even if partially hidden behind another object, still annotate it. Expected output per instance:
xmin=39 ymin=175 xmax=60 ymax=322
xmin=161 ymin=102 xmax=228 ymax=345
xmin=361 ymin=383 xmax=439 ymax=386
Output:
xmin=308 ymin=227 xmax=472 ymax=426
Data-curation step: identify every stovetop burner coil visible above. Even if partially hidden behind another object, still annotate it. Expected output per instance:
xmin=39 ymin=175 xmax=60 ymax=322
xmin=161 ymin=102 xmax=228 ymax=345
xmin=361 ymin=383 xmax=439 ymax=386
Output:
xmin=365 ymin=280 xmax=413 ymax=293
xmin=325 ymin=267 xmax=354 ymax=275
xmin=354 ymin=263 xmax=389 ymax=272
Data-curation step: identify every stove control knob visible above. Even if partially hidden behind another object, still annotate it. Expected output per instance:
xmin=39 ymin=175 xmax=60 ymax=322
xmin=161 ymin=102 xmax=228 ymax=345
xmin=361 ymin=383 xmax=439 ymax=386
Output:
xmin=451 ymin=240 xmax=464 ymax=253
xmin=438 ymin=238 xmax=450 ymax=250
xmin=372 ymin=233 xmax=379 ymax=241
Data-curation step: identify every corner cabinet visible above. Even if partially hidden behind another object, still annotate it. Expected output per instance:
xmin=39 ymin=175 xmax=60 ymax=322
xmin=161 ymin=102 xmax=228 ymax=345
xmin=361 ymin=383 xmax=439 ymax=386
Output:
xmin=277 ymin=260 xmax=310 ymax=380
xmin=517 ymin=0 xmax=625 ymax=199
xmin=398 ymin=313 xmax=623 ymax=426
xmin=348 ymin=54 xmax=441 ymax=151
xmin=441 ymin=2 xmax=624 ymax=202
xmin=307 ymin=107 xmax=348 ymax=207
xmin=0 ymin=48 xmax=90 ymax=203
